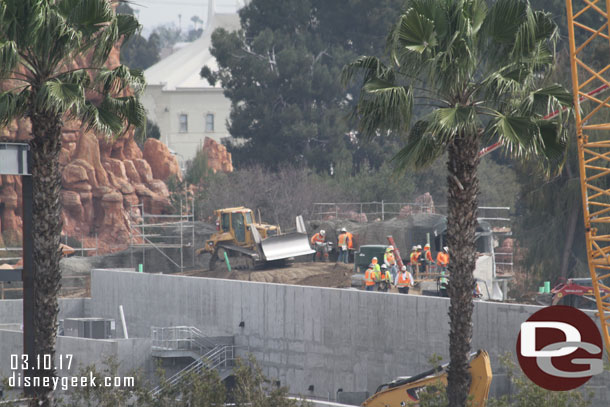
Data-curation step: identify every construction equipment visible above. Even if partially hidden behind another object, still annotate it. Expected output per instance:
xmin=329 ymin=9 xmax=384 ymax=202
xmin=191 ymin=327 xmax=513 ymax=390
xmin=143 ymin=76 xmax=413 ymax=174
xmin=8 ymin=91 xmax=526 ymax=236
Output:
xmin=203 ymin=207 xmax=314 ymax=270
xmin=566 ymin=0 xmax=610 ymax=356
xmin=534 ymin=278 xmax=610 ymax=309
xmin=361 ymin=350 xmax=492 ymax=407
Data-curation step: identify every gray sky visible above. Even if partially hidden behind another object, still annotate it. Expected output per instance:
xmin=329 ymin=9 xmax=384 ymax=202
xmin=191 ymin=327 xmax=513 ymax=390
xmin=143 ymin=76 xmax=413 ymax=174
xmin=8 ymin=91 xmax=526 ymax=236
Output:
xmin=130 ymin=0 xmax=240 ymax=35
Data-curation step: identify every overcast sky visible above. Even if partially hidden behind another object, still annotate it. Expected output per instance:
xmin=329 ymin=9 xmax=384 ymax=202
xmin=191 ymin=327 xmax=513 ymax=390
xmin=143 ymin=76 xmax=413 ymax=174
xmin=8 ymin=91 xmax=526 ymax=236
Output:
xmin=130 ymin=0 xmax=241 ymax=34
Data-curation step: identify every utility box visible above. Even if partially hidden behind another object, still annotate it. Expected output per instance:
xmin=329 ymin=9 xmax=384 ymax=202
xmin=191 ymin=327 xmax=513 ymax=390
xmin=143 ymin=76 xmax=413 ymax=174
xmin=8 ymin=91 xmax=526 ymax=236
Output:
xmin=353 ymin=244 xmax=388 ymax=273
xmin=63 ymin=318 xmax=115 ymax=339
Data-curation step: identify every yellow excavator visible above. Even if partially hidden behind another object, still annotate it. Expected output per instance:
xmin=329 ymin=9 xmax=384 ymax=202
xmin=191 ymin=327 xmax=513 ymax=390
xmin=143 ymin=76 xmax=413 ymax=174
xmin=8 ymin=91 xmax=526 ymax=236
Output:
xmin=203 ymin=207 xmax=314 ymax=270
xmin=361 ymin=350 xmax=492 ymax=407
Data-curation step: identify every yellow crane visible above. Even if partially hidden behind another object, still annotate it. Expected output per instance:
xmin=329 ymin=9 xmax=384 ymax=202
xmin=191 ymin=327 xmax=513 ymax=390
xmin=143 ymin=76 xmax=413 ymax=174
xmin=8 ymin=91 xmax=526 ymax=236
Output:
xmin=565 ymin=0 xmax=610 ymax=356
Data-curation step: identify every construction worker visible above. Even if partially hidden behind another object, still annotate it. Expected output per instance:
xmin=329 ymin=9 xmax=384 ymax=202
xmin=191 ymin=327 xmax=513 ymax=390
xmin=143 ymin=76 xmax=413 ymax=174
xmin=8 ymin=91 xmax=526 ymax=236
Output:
xmin=409 ymin=246 xmax=419 ymax=276
xmin=395 ymin=265 xmax=413 ymax=294
xmin=436 ymin=246 xmax=449 ymax=272
xmin=371 ymin=256 xmax=381 ymax=273
xmin=423 ymin=243 xmax=433 ymax=275
xmin=376 ymin=264 xmax=392 ymax=292
xmin=311 ymin=229 xmax=329 ymax=262
xmin=384 ymin=246 xmax=398 ymax=281
xmin=363 ymin=263 xmax=376 ymax=291
xmin=337 ymin=227 xmax=353 ymax=264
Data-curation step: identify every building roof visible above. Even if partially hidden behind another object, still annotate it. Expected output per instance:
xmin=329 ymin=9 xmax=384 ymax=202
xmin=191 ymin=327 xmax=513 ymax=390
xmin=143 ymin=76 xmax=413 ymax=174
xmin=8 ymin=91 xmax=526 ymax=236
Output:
xmin=144 ymin=13 xmax=240 ymax=91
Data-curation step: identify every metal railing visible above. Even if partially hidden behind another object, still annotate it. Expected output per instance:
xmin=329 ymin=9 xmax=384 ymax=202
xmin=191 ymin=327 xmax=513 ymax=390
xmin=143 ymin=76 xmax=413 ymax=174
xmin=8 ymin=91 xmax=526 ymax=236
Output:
xmin=311 ymin=201 xmax=440 ymax=222
xmin=150 ymin=345 xmax=237 ymax=397
xmin=151 ymin=326 xmax=217 ymax=354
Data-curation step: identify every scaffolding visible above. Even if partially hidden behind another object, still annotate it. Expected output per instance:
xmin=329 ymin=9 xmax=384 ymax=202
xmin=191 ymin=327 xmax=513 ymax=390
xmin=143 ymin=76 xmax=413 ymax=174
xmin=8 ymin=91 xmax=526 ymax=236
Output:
xmin=128 ymin=198 xmax=196 ymax=273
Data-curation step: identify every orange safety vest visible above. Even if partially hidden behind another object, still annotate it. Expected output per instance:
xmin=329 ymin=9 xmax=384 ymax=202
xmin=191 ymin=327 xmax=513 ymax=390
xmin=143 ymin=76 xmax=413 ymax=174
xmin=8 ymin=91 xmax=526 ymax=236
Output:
xmin=410 ymin=251 xmax=419 ymax=265
xmin=311 ymin=233 xmax=325 ymax=245
xmin=396 ymin=272 xmax=411 ymax=288
xmin=346 ymin=232 xmax=354 ymax=249
xmin=364 ymin=268 xmax=375 ymax=286
xmin=338 ymin=233 xmax=348 ymax=246
xmin=436 ymin=252 xmax=449 ymax=266
xmin=424 ymin=249 xmax=433 ymax=262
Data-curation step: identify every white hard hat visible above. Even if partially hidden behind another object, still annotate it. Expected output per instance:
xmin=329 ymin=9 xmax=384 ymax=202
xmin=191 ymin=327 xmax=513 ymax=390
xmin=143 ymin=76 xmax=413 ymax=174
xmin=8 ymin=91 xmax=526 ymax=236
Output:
xmin=443 ymin=246 xmax=449 ymax=252
xmin=320 ymin=230 xmax=326 ymax=236
xmin=388 ymin=245 xmax=394 ymax=250
xmin=381 ymin=264 xmax=387 ymax=269
xmin=401 ymin=265 xmax=407 ymax=271
xmin=340 ymin=227 xmax=347 ymax=232
xmin=412 ymin=246 xmax=417 ymax=250
xmin=417 ymin=245 xmax=422 ymax=249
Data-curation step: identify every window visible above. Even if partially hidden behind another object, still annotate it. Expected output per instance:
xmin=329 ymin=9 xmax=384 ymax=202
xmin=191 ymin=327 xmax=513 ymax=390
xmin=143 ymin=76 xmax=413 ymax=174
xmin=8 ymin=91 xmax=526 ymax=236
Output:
xmin=179 ymin=114 xmax=188 ymax=133
xmin=205 ymin=113 xmax=214 ymax=132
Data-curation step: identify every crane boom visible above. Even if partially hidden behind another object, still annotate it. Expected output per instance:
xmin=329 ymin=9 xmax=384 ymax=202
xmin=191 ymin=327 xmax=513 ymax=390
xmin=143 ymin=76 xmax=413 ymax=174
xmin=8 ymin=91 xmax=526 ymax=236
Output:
xmin=565 ymin=0 xmax=610 ymax=356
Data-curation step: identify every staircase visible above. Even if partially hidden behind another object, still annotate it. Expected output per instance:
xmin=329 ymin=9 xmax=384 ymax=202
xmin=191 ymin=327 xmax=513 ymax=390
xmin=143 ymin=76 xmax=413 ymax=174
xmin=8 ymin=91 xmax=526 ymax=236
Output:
xmin=150 ymin=326 xmax=236 ymax=397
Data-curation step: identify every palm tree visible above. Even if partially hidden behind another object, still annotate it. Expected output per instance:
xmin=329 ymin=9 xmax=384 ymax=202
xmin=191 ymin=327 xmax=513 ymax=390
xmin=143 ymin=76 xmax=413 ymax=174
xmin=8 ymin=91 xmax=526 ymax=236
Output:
xmin=0 ymin=0 xmax=144 ymax=405
xmin=342 ymin=0 xmax=571 ymax=405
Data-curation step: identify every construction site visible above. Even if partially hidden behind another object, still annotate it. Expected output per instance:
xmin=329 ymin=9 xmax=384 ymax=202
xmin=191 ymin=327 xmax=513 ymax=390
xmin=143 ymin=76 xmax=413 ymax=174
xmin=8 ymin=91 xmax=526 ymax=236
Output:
xmin=3 ymin=0 xmax=610 ymax=406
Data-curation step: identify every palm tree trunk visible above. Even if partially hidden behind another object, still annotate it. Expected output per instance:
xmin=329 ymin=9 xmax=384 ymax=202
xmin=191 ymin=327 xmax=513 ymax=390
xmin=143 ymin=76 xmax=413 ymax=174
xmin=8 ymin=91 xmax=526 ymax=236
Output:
xmin=446 ymin=133 xmax=479 ymax=407
xmin=29 ymin=108 xmax=63 ymax=407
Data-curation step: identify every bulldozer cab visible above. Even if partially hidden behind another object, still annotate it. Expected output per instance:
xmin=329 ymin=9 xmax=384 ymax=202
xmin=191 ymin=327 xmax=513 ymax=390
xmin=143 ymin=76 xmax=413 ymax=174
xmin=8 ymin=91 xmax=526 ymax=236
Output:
xmin=217 ymin=208 xmax=255 ymax=247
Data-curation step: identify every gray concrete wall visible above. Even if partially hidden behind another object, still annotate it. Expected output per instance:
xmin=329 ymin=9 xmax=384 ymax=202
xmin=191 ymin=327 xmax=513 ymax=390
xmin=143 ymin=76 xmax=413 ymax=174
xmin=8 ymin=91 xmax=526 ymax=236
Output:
xmin=89 ymin=269 xmax=610 ymax=404
xmin=0 ymin=329 xmax=152 ymax=384
xmin=0 ymin=298 xmax=88 ymax=325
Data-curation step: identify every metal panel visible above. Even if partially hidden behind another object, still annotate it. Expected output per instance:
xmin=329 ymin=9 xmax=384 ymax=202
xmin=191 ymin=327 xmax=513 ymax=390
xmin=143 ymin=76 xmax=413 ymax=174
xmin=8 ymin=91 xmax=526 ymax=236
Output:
xmin=0 ymin=143 xmax=29 ymax=175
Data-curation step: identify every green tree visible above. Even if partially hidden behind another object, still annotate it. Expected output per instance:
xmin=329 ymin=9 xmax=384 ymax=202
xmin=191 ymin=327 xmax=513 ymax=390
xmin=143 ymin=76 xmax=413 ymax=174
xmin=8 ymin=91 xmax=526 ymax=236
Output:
xmin=116 ymin=2 xmax=160 ymax=70
xmin=202 ymin=0 xmax=406 ymax=171
xmin=0 ymin=1 xmax=144 ymax=405
xmin=342 ymin=1 xmax=572 ymax=405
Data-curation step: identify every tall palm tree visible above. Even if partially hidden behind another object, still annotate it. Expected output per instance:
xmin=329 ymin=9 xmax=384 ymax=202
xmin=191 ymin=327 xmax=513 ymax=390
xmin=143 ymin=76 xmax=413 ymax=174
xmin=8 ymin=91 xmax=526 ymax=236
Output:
xmin=0 ymin=0 xmax=144 ymax=404
xmin=342 ymin=0 xmax=571 ymax=405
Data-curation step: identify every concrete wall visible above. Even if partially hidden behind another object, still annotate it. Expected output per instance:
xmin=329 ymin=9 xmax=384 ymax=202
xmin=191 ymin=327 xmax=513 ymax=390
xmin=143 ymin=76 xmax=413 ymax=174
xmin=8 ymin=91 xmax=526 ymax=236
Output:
xmin=0 ymin=298 xmax=88 ymax=325
xmin=89 ymin=269 xmax=610 ymax=404
xmin=0 ymin=329 xmax=152 ymax=381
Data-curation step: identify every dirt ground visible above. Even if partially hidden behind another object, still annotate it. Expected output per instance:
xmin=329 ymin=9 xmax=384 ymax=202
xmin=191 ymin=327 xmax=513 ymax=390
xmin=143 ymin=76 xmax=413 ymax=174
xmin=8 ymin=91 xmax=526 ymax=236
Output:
xmin=180 ymin=262 xmax=354 ymax=288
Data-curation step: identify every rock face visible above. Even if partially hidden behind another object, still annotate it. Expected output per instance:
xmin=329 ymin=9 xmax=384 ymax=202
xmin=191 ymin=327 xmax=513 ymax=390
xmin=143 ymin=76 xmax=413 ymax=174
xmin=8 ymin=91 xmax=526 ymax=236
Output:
xmin=0 ymin=46 xmax=182 ymax=253
xmin=202 ymin=137 xmax=233 ymax=172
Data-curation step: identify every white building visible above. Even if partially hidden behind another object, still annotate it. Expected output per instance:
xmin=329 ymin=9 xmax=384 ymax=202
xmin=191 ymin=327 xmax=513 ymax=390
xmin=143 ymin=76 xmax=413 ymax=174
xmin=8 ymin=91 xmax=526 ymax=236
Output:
xmin=142 ymin=2 xmax=240 ymax=167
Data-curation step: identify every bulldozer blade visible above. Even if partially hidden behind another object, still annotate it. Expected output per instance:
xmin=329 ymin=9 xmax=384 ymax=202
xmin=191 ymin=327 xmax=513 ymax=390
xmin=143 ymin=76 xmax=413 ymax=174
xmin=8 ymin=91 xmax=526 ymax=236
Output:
xmin=261 ymin=232 xmax=315 ymax=261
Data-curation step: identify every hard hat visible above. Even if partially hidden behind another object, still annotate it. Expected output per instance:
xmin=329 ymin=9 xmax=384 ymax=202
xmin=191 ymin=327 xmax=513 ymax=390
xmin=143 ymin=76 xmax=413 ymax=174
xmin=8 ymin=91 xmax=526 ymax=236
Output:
xmin=340 ymin=227 xmax=347 ymax=232
xmin=320 ymin=230 xmax=326 ymax=236
xmin=443 ymin=246 xmax=448 ymax=252
xmin=412 ymin=246 xmax=417 ymax=250
xmin=381 ymin=264 xmax=387 ymax=269
xmin=401 ymin=265 xmax=407 ymax=271
xmin=424 ymin=243 xmax=430 ymax=248
xmin=372 ymin=257 xmax=378 ymax=263
xmin=417 ymin=245 xmax=422 ymax=250
xmin=387 ymin=245 xmax=394 ymax=251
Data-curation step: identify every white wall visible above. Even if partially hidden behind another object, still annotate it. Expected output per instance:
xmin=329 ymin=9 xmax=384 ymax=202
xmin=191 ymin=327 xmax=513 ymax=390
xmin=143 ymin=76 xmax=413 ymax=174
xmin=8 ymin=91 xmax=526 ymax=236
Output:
xmin=143 ymin=85 xmax=231 ymax=167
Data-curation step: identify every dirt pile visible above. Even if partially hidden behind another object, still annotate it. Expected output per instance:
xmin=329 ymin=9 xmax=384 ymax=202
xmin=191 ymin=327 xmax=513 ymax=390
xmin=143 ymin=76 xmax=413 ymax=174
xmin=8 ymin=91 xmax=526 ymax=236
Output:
xmin=183 ymin=262 xmax=353 ymax=288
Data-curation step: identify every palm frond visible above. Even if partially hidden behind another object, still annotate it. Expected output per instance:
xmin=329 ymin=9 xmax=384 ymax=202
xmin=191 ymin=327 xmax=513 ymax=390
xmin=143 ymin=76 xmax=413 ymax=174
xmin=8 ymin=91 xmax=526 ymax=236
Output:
xmin=35 ymin=79 xmax=84 ymax=114
xmin=426 ymin=105 xmax=479 ymax=142
xmin=392 ymin=119 xmax=446 ymax=171
xmin=0 ymin=91 xmax=28 ymax=126
xmin=57 ymin=0 xmax=113 ymax=37
xmin=395 ymin=8 xmax=437 ymax=54
xmin=94 ymin=65 xmax=145 ymax=96
xmin=81 ymin=99 xmax=124 ymax=135
xmin=0 ymin=40 xmax=18 ymax=76
xmin=519 ymin=84 xmax=573 ymax=117
xmin=116 ymin=13 xmax=141 ymax=41
xmin=341 ymin=56 xmax=389 ymax=88
xmin=356 ymin=78 xmax=413 ymax=139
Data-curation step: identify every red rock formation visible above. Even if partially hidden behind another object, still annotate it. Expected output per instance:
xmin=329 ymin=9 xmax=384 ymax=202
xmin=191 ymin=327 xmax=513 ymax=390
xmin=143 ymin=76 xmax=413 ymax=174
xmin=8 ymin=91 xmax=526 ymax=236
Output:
xmin=143 ymin=138 xmax=182 ymax=181
xmin=0 ymin=45 xmax=180 ymax=253
xmin=202 ymin=137 xmax=233 ymax=172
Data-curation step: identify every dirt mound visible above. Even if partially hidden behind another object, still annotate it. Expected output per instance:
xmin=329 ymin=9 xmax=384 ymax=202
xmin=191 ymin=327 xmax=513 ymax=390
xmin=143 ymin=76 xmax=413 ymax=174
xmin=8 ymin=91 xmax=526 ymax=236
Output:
xmin=182 ymin=262 xmax=352 ymax=288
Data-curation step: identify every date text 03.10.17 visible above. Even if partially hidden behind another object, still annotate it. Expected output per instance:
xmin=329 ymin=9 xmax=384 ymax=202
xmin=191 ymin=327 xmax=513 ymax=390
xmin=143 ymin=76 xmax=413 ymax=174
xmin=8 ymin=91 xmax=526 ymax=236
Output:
xmin=11 ymin=354 xmax=73 ymax=371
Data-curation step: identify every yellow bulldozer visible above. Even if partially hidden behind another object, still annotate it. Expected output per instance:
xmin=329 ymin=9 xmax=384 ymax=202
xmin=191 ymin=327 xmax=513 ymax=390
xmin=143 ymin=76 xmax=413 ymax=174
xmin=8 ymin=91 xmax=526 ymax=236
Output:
xmin=361 ymin=350 xmax=492 ymax=406
xmin=202 ymin=207 xmax=314 ymax=270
